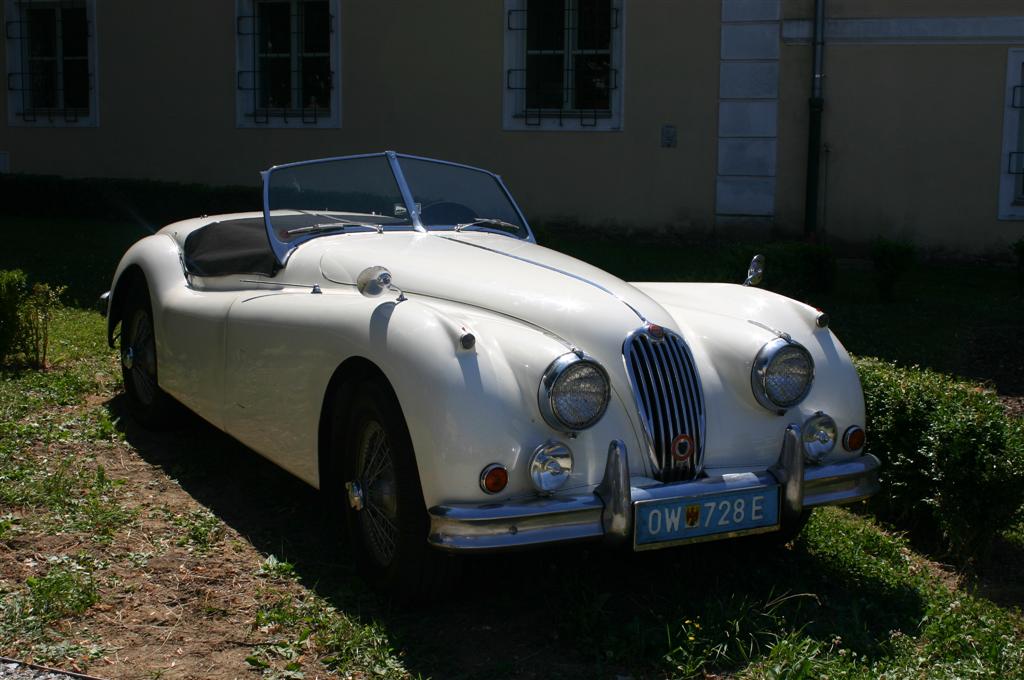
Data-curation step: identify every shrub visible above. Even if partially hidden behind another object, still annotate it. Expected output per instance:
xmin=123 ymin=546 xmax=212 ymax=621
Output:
xmin=856 ymin=357 xmax=1024 ymax=564
xmin=19 ymin=282 xmax=65 ymax=369
xmin=0 ymin=269 xmax=28 ymax=362
xmin=0 ymin=270 xmax=65 ymax=368
xmin=869 ymin=237 xmax=915 ymax=301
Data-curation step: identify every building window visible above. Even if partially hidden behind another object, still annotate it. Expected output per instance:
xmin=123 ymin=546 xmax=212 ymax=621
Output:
xmin=236 ymin=0 xmax=340 ymax=128
xmin=503 ymin=0 xmax=624 ymax=131
xmin=4 ymin=0 xmax=97 ymax=126
xmin=999 ymin=49 xmax=1024 ymax=220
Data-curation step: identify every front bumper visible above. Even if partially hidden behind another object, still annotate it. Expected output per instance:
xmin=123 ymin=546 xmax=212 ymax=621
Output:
xmin=427 ymin=424 xmax=881 ymax=552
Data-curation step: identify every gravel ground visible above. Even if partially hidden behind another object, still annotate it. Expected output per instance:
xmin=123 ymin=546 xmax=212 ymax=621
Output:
xmin=0 ymin=660 xmax=103 ymax=680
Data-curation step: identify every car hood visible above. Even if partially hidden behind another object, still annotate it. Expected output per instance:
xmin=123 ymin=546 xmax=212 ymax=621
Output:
xmin=318 ymin=231 xmax=674 ymax=357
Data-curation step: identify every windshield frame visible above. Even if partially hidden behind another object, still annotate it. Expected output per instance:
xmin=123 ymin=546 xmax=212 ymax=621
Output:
xmin=261 ymin=150 xmax=534 ymax=266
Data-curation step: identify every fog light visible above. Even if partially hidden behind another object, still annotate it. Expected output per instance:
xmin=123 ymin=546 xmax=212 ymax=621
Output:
xmin=843 ymin=425 xmax=866 ymax=452
xmin=529 ymin=441 xmax=573 ymax=494
xmin=479 ymin=464 xmax=508 ymax=494
xmin=802 ymin=412 xmax=837 ymax=463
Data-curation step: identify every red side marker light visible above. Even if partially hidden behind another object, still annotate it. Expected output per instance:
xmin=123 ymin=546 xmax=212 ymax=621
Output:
xmin=480 ymin=464 xmax=508 ymax=494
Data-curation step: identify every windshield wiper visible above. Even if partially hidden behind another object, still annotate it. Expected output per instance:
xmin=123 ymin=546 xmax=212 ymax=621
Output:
xmin=453 ymin=217 xmax=521 ymax=234
xmin=285 ymin=220 xmax=383 ymax=235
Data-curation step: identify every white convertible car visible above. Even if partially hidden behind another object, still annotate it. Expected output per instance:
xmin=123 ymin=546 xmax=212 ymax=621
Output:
xmin=104 ymin=152 xmax=879 ymax=595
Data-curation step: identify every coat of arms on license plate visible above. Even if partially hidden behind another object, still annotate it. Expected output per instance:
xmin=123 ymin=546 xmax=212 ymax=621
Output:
xmin=685 ymin=504 xmax=700 ymax=527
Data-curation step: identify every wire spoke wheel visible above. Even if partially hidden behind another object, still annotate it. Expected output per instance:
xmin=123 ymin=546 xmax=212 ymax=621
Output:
xmin=356 ymin=419 xmax=399 ymax=567
xmin=126 ymin=309 xmax=158 ymax=406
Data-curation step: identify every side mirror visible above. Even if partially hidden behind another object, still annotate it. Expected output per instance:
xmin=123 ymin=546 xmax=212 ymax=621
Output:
xmin=743 ymin=254 xmax=765 ymax=287
xmin=356 ymin=266 xmax=406 ymax=302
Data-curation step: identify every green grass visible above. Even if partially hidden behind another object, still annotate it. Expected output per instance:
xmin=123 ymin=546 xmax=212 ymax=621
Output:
xmin=0 ymin=216 xmax=1021 ymax=677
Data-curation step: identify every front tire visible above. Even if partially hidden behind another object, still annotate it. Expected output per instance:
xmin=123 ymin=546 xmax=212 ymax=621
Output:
xmin=332 ymin=378 xmax=454 ymax=600
xmin=120 ymin=284 xmax=179 ymax=429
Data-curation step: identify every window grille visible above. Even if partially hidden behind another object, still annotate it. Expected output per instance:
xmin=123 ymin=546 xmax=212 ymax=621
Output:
xmin=506 ymin=0 xmax=620 ymax=126
xmin=237 ymin=0 xmax=332 ymax=124
xmin=5 ymin=0 xmax=91 ymax=123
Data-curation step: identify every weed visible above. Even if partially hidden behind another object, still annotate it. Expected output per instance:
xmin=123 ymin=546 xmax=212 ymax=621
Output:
xmin=173 ymin=509 xmax=225 ymax=552
xmin=258 ymin=554 xmax=297 ymax=580
xmin=0 ymin=514 xmax=18 ymax=541
xmin=28 ymin=562 xmax=99 ymax=620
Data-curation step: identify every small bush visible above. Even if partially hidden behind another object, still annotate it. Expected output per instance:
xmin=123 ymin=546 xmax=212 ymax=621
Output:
xmin=19 ymin=282 xmax=65 ymax=369
xmin=856 ymin=357 xmax=1024 ymax=564
xmin=0 ymin=269 xmax=28 ymax=360
xmin=0 ymin=271 xmax=65 ymax=369
xmin=870 ymin=237 xmax=915 ymax=301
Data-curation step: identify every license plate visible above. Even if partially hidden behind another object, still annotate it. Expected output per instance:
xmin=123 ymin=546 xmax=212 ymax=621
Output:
xmin=634 ymin=487 xmax=780 ymax=549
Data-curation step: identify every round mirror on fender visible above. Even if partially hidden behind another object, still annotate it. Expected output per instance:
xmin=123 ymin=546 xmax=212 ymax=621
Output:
xmin=744 ymin=254 xmax=766 ymax=287
xmin=356 ymin=266 xmax=393 ymax=298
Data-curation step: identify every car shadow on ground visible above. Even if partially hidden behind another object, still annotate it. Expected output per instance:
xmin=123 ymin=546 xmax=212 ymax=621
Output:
xmin=108 ymin=395 xmax=931 ymax=678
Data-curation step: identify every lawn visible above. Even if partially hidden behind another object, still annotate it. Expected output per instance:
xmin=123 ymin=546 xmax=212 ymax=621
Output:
xmin=0 ymin=216 xmax=1022 ymax=678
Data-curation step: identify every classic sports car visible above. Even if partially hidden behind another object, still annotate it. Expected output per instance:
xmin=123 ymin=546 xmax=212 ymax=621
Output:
xmin=104 ymin=151 xmax=879 ymax=596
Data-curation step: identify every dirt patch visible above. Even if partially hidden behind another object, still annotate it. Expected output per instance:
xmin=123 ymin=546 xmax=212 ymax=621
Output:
xmin=0 ymin=403 xmax=353 ymax=679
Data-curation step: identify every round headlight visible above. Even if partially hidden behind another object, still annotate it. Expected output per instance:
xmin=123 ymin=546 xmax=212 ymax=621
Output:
xmin=529 ymin=441 xmax=573 ymax=493
xmin=751 ymin=338 xmax=814 ymax=412
xmin=538 ymin=354 xmax=610 ymax=431
xmin=802 ymin=412 xmax=837 ymax=463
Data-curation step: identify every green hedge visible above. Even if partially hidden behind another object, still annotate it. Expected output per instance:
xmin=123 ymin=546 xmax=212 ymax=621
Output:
xmin=856 ymin=357 xmax=1024 ymax=564
xmin=0 ymin=173 xmax=260 ymax=227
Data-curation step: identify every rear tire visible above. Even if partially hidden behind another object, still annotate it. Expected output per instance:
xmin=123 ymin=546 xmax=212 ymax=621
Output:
xmin=331 ymin=378 xmax=456 ymax=600
xmin=120 ymin=283 xmax=180 ymax=429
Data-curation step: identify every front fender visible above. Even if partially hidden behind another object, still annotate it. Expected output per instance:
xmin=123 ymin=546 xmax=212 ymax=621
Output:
xmin=379 ymin=298 xmax=647 ymax=507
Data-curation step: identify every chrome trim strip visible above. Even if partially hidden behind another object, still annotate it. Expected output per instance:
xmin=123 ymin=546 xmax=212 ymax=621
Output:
xmin=427 ymin=438 xmax=880 ymax=553
xmin=436 ymin=235 xmax=649 ymax=324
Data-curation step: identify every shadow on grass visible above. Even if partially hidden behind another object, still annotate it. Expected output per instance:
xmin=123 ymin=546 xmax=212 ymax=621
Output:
xmin=106 ymin=395 xmax=927 ymax=679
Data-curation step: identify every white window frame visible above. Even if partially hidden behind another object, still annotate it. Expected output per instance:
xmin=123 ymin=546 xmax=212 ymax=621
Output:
xmin=999 ymin=48 xmax=1024 ymax=220
xmin=235 ymin=0 xmax=341 ymax=129
xmin=502 ymin=0 xmax=625 ymax=132
xmin=4 ymin=0 xmax=99 ymax=127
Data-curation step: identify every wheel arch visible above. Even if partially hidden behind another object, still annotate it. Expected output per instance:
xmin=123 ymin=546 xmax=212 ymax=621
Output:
xmin=107 ymin=264 xmax=147 ymax=348
xmin=317 ymin=356 xmax=405 ymax=489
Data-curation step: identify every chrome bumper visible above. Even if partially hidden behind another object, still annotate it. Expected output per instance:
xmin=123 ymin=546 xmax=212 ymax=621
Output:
xmin=427 ymin=424 xmax=881 ymax=552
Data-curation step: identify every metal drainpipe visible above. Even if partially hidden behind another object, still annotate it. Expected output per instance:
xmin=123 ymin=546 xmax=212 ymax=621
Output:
xmin=803 ymin=0 xmax=826 ymax=239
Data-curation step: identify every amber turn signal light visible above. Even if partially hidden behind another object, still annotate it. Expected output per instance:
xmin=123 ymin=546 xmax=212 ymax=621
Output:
xmin=480 ymin=464 xmax=509 ymax=494
xmin=842 ymin=425 xmax=866 ymax=452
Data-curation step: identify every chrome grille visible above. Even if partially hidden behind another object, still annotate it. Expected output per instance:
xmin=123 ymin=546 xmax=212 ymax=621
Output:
xmin=623 ymin=328 xmax=706 ymax=482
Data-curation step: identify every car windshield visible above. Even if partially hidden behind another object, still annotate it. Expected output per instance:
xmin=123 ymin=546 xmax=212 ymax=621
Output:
xmin=265 ymin=155 xmax=413 ymax=243
xmin=263 ymin=153 xmax=530 ymax=264
xmin=398 ymin=157 xmax=528 ymax=238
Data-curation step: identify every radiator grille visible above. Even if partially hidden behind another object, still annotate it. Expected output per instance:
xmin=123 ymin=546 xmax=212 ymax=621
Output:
xmin=623 ymin=328 xmax=706 ymax=482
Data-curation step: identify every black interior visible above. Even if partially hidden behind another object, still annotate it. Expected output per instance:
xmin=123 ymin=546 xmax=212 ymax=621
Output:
xmin=183 ymin=217 xmax=279 ymax=277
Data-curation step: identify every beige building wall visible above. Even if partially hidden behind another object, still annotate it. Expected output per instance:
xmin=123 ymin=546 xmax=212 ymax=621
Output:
xmin=3 ymin=1 xmax=1024 ymax=253
xmin=778 ymin=0 xmax=1024 ymax=253
xmin=0 ymin=0 xmax=722 ymax=232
